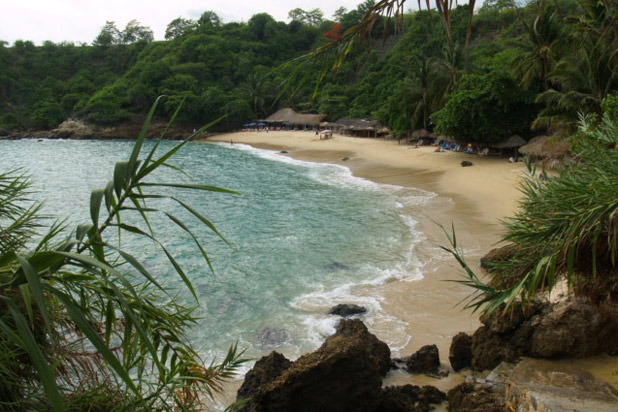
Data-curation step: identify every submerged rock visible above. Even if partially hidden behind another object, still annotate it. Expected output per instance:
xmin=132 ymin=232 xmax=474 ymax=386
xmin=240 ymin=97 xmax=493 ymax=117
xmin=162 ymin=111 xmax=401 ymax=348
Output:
xmin=237 ymin=319 xmax=390 ymax=412
xmin=257 ymin=328 xmax=289 ymax=348
xmin=328 ymin=303 xmax=367 ymax=317
xmin=325 ymin=261 xmax=351 ymax=271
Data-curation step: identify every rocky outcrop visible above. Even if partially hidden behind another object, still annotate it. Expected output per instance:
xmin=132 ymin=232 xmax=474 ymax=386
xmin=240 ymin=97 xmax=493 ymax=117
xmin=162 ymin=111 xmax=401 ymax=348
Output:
xmin=237 ymin=352 xmax=291 ymax=403
xmin=449 ymin=332 xmax=472 ymax=371
xmin=467 ymin=299 xmax=618 ymax=371
xmin=448 ymin=382 xmax=506 ymax=412
xmin=33 ymin=118 xmax=208 ymax=140
xmin=328 ymin=303 xmax=367 ymax=317
xmin=378 ymin=385 xmax=446 ymax=412
xmin=404 ymin=344 xmax=441 ymax=374
xmin=238 ymin=319 xmax=391 ymax=412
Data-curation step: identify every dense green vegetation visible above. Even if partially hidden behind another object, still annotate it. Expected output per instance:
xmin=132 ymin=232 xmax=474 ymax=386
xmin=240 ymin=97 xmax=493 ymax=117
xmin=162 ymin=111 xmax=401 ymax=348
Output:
xmin=1 ymin=0 xmax=615 ymax=143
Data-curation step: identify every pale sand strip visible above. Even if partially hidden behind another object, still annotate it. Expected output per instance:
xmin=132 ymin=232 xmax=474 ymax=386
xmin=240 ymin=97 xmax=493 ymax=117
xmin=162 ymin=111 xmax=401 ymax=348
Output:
xmin=203 ymin=130 xmax=525 ymax=395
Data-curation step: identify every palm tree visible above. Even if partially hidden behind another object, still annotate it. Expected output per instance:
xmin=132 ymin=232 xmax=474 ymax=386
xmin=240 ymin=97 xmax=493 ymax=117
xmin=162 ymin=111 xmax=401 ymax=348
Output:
xmin=533 ymin=29 xmax=618 ymax=131
xmin=510 ymin=9 xmax=562 ymax=90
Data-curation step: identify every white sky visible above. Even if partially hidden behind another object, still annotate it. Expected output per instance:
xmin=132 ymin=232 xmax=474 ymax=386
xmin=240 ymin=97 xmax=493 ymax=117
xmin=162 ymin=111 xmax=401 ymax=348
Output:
xmin=0 ymin=0 xmax=380 ymax=45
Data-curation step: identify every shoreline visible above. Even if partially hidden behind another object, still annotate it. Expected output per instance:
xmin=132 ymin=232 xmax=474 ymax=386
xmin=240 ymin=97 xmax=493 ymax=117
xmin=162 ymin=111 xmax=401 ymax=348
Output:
xmin=203 ymin=131 xmax=525 ymax=398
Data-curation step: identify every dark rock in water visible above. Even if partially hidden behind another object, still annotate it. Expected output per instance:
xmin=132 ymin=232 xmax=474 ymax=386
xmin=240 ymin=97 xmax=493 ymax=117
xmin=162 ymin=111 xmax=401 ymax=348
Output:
xmin=328 ymin=303 xmax=367 ymax=317
xmin=239 ymin=319 xmax=390 ymax=412
xmin=257 ymin=328 xmax=289 ymax=348
xmin=378 ymin=384 xmax=446 ymax=412
xmin=280 ymin=150 xmax=288 ymax=154
xmin=449 ymin=332 xmax=472 ymax=371
xmin=447 ymin=382 xmax=505 ymax=412
xmin=405 ymin=344 xmax=441 ymax=375
xmin=461 ymin=160 xmax=473 ymax=167
xmin=325 ymin=261 xmax=351 ymax=271
xmin=342 ymin=156 xmax=350 ymax=161
xmin=237 ymin=352 xmax=291 ymax=405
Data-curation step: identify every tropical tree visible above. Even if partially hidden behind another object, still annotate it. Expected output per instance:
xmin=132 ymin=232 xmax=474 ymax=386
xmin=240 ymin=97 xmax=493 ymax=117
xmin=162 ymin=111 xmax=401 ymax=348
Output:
xmin=510 ymin=8 xmax=562 ymax=90
xmin=0 ymin=99 xmax=245 ymax=410
xmin=433 ymin=70 xmax=536 ymax=143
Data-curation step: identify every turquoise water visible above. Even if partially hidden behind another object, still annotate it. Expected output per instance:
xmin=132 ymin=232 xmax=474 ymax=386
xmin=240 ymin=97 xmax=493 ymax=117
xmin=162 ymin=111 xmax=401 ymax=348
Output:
xmin=0 ymin=138 xmax=433 ymax=367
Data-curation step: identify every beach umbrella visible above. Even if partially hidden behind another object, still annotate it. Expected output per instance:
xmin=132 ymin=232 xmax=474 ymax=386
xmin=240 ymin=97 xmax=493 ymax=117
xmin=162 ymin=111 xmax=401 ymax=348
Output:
xmin=249 ymin=122 xmax=256 ymax=126
xmin=519 ymin=135 xmax=570 ymax=158
xmin=243 ymin=123 xmax=250 ymax=127
xmin=257 ymin=122 xmax=266 ymax=126
xmin=491 ymin=134 xmax=526 ymax=149
xmin=412 ymin=129 xmax=431 ymax=138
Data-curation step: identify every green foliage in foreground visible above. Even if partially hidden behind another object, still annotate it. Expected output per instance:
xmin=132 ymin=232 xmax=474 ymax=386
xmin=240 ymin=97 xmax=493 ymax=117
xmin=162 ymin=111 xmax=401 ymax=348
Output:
xmin=443 ymin=114 xmax=618 ymax=314
xmin=0 ymin=98 xmax=246 ymax=411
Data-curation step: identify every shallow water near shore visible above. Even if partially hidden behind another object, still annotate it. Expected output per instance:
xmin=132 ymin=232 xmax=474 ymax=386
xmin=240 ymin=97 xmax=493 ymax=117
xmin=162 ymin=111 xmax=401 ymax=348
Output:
xmin=2 ymin=138 xmax=436 ymax=368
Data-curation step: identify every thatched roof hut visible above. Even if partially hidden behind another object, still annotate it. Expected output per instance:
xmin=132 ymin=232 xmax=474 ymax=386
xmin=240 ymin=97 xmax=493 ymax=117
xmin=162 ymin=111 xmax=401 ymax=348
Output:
xmin=411 ymin=129 xmax=432 ymax=139
xmin=265 ymin=108 xmax=326 ymax=128
xmin=335 ymin=118 xmax=383 ymax=137
xmin=491 ymin=134 xmax=527 ymax=149
xmin=519 ymin=135 xmax=570 ymax=158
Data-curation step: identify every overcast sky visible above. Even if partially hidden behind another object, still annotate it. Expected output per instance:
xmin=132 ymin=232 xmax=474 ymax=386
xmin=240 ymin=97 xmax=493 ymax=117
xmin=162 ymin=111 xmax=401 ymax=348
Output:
xmin=0 ymin=0 xmax=390 ymax=45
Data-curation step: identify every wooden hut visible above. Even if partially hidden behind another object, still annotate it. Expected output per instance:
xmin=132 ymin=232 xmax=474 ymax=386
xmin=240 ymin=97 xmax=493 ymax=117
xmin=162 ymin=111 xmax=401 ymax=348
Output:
xmin=335 ymin=118 xmax=383 ymax=137
xmin=490 ymin=134 xmax=527 ymax=158
xmin=264 ymin=108 xmax=326 ymax=130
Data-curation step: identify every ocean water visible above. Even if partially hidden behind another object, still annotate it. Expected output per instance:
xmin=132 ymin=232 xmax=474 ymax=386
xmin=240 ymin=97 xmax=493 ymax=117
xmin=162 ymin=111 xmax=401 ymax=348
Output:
xmin=0 ymin=138 xmax=435 ymax=369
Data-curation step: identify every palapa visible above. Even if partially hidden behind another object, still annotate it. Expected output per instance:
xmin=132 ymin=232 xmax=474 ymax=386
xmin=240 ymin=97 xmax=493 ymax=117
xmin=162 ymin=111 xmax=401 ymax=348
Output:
xmin=265 ymin=108 xmax=326 ymax=126
xmin=491 ymin=135 xmax=527 ymax=149
xmin=519 ymin=135 xmax=570 ymax=158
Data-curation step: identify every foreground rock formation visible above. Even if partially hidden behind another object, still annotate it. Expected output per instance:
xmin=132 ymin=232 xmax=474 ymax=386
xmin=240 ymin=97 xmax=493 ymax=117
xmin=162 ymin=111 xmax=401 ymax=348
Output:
xmin=449 ymin=298 xmax=618 ymax=372
xmin=237 ymin=319 xmax=445 ymax=412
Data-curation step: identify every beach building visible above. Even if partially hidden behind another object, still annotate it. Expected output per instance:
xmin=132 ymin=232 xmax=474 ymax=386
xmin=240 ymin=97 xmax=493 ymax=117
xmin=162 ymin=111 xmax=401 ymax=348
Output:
xmin=263 ymin=108 xmax=326 ymax=130
xmin=334 ymin=118 xmax=387 ymax=137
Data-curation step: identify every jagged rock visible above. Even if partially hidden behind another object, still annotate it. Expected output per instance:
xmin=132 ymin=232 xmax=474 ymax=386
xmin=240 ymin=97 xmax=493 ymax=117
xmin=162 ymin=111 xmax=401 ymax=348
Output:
xmin=405 ymin=344 xmax=441 ymax=374
xmin=280 ymin=150 xmax=288 ymax=154
xmin=342 ymin=156 xmax=350 ymax=161
xmin=460 ymin=160 xmax=473 ymax=167
xmin=447 ymin=382 xmax=505 ymax=412
xmin=378 ymin=385 xmax=446 ymax=412
xmin=257 ymin=328 xmax=289 ymax=348
xmin=505 ymin=358 xmax=618 ymax=412
xmin=469 ymin=299 xmax=618 ymax=371
xmin=0 ymin=128 xmax=9 ymax=136
xmin=237 ymin=352 xmax=291 ymax=404
xmin=240 ymin=319 xmax=390 ymax=412
xmin=529 ymin=300 xmax=618 ymax=358
xmin=328 ymin=304 xmax=367 ymax=317
xmin=449 ymin=332 xmax=472 ymax=371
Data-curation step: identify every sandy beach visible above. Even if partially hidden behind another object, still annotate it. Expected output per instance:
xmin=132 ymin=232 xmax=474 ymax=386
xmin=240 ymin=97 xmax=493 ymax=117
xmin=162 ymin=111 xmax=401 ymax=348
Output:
xmin=205 ymin=130 xmax=523 ymax=394
xmin=205 ymin=130 xmax=523 ymax=387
